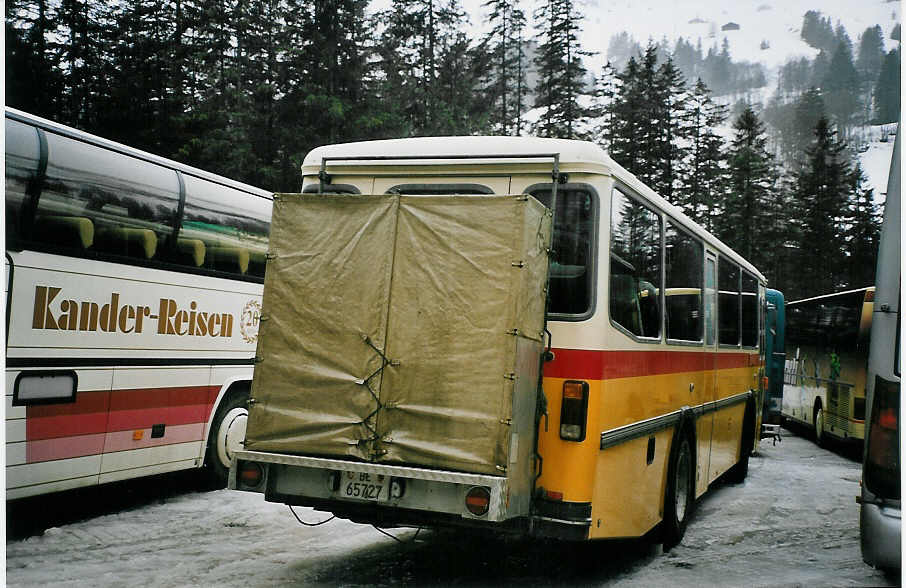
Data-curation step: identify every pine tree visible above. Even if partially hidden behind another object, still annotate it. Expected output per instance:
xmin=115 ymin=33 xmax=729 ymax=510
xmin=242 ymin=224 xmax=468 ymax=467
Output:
xmin=822 ymin=39 xmax=860 ymax=130
xmin=856 ymin=25 xmax=885 ymax=86
xmin=376 ymin=0 xmax=473 ymax=135
xmin=801 ymin=10 xmax=836 ymax=53
xmin=608 ymin=55 xmax=643 ymax=173
xmin=873 ymin=47 xmax=901 ymax=124
xmin=721 ymin=106 xmax=776 ymax=268
xmin=787 ymin=88 xmax=826 ymax=170
xmin=810 ymin=50 xmax=830 ymax=88
xmin=628 ymin=43 xmax=662 ymax=185
xmin=591 ymin=61 xmax=618 ymax=150
xmin=532 ymin=0 xmax=591 ymax=139
xmin=433 ymin=30 xmax=490 ymax=134
xmin=481 ymin=0 xmax=527 ymax=134
xmin=678 ymin=79 xmax=726 ymax=230
xmin=791 ymin=116 xmax=852 ymax=298
xmin=652 ymin=56 xmax=688 ymax=202
xmin=55 ymin=0 xmax=118 ymax=129
xmin=6 ymin=0 xmax=64 ymax=119
xmin=843 ymin=164 xmax=881 ymax=288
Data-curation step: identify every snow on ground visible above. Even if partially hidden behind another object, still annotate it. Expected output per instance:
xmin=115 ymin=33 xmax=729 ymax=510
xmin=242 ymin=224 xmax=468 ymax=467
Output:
xmin=6 ymin=430 xmax=897 ymax=587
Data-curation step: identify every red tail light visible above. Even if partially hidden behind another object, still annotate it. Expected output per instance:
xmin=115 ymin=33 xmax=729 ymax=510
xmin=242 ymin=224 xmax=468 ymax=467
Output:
xmin=865 ymin=376 xmax=900 ymax=499
xmin=878 ymin=408 xmax=897 ymax=430
xmin=560 ymin=380 xmax=589 ymax=442
xmin=239 ymin=461 xmax=263 ymax=488
xmin=465 ymin=486 xmax=490 ymax=516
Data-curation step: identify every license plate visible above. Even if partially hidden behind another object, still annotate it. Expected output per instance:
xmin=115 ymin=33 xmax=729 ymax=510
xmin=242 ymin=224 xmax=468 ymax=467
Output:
xmin=341 ymin=471 xmax=389 ymax=501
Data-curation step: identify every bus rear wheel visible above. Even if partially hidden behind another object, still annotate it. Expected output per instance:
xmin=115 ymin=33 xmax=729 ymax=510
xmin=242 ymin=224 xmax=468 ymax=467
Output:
xmin=206 ymin=388 xmax=250 ymax=488
xmin=814 ymin=405 xmax=825 ymax=447
xmin=662 ymin=431 xmax=695 ymax=550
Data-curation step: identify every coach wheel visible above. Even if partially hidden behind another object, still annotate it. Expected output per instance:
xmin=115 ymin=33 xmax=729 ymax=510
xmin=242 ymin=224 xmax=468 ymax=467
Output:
xmin=814 ymin=405 xmax=825 ymax=447
xmin=662 ymin=430 xmax=695 ymax=550
xmin=206 ymin=388 xmax=250 ymax=487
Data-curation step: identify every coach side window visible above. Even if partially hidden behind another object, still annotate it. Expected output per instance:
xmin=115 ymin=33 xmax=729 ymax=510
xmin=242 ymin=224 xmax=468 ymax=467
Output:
xmin=610 ymin=188 xmax=661 ymax=339
xmin=37 ymin=130 xmax=180 ymax=259
xmin=665 ymin=221 xmax=703 ymax=342
xmin=718 ymin=258 xmax=741 ymax=345
xmin=5 ymin=118 xmax=41 ymax=247
xmin=181 ymin=174 xmax=272 ymax=278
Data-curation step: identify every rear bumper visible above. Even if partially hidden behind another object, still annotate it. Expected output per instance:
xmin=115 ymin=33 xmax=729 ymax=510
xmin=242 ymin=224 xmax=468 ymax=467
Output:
xmin=231 ymin=450 xmax=592 ymax=539
xmin=860 ymin=497 xmax=902 ymax=569
xmin=231 ymin=450 xmax=511 ymax=521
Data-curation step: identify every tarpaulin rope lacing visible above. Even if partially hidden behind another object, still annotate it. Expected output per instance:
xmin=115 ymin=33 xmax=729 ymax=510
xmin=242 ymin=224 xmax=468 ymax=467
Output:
xmin=357 ymin=334 xmax=399 ymax=453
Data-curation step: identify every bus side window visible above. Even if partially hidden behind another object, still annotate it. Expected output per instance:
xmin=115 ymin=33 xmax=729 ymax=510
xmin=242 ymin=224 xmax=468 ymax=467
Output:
xmin=718 ymin=258 xmax=741 ymax=345
xmin=741 ymin=272 xmax=759 ymax=347
xmin=5 ymin=118 xmax=42 ymax=247
xmin=37 ymin=131 xmax=180 ymax=261
xmin=529 ymin=186 xmax=597 ymax=318
xmin=180 ymin=174 xmax=271 ymax=279
xmin=665 ymin=221 xmax=703 ymax=343
xmin=610 ymin=254 xmax=641 ymax=334
xmin=610 ymin=188 xmax=662 ymax=339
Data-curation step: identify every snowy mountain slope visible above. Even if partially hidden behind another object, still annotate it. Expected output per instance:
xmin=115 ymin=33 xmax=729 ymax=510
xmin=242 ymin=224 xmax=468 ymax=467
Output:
xmin=581 ymin=0 xmax=900 ymax=70
xmin=445 ymin=0 xmax=900 ymax=73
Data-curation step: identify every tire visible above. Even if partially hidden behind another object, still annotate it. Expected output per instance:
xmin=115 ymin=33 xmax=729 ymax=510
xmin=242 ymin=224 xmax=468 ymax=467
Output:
xmin=206 ymin=387 xmax=250 ymax=487
xmin=814 ymin=404 xmax=825 ymax=448
xmin=662 ymin=428 xmax=695 ymax=550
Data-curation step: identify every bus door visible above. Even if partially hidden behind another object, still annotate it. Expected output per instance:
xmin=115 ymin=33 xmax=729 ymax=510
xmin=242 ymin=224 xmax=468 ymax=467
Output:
xmin=370 ymin=177 xmax=512 ymax=196
xmin=697 ymin=252 xmax=718 ymax=496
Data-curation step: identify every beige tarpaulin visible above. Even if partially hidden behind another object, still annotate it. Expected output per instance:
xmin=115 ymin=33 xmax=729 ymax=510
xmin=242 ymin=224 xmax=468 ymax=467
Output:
xmin=245 ymin=193 xmax=551 ymax=476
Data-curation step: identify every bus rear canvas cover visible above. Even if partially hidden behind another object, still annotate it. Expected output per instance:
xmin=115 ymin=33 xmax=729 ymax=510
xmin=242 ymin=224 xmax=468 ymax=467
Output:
xmin=244 ymin=193 xmax=551 ymax=477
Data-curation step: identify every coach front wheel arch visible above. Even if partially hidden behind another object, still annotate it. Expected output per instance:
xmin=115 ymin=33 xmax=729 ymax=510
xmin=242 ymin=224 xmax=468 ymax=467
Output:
xmin=205 ymin=382 xmax=250 ymax=487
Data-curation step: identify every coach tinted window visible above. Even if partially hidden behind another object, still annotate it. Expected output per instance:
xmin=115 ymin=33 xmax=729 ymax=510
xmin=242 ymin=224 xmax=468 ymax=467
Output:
xmin=5 ymin=117 xmax=42 ymax=246
xmin=181 ymin=174 xmax=272 ymax=278
xmin=665 ymin=221 xmax=703 ymax=343
xmin=610 ymin=188 xmax=662 ymax=339
xmin=38 ymin=131 xmax=180 ymax=259
xmin=529 ymin=186 xmax=596 ymax=318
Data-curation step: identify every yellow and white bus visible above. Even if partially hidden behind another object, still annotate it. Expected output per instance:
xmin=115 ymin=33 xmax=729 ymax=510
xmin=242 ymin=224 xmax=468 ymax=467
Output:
xmin=233 ymin=136 xmax=767 ymax=546
xmin=781 ymin=287 xmax=874 ymax=445
xmin=5 ymin=108 xmax=272 ymax=499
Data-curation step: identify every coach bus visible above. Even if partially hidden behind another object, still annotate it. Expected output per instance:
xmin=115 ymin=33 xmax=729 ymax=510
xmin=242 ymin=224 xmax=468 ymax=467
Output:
xmin=859 ymin=130 xmax=900 ymax=570
xmin=759 ymin=288 xmax=785 ymax=444
xmin=232 ymin=136 xmax=766 ymax=547
xmin=5 ymin=108 xmax=272 ymax=499
xmin=781 ymin=287 xmax=873 ymax=445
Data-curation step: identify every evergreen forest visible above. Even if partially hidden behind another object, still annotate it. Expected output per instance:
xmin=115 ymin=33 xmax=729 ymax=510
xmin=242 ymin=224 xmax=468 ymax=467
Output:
xmin=5 ymin=0 xmax=901 ymax=300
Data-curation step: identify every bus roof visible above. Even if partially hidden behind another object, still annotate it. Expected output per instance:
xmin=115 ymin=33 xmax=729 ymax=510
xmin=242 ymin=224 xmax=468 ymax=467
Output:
xmin=302 ymin=136 xmax=617 ymax=170
xmin=302 ymin=136 xmax=766 ymax=283
xmin=6 ymin=107 xmax=273 ymax=200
